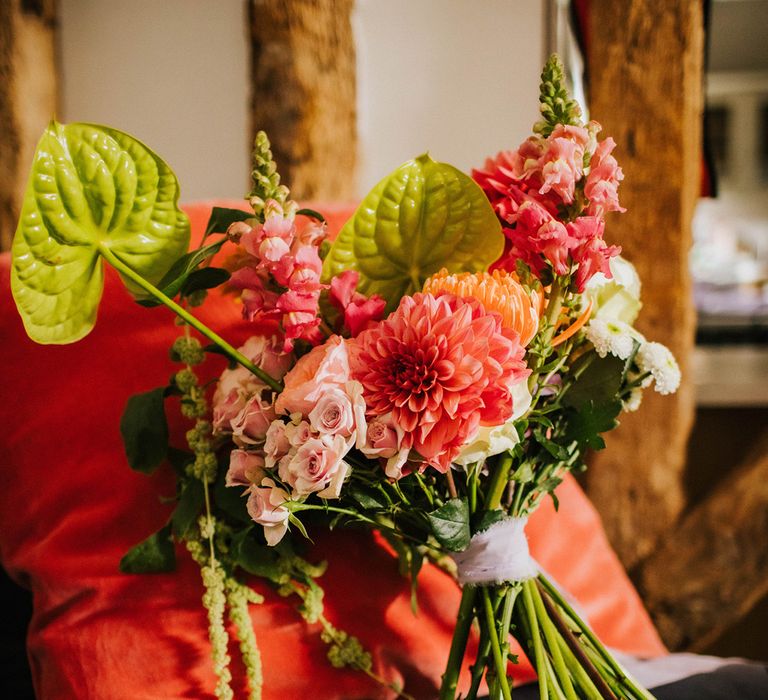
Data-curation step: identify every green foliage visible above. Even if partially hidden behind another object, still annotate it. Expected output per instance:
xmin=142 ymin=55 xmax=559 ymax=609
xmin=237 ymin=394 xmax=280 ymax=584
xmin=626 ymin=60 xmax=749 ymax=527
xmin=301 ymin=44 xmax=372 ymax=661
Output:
xmin=11 ymin=121 xmax=189 ymax=344
xmin=321 ymin=154 xmax=503 ymax=312
xmin=137 ymin=238 xmax=228 ymax=307
xmin=231 ymin=529 xmax=285 ymax=582
xmin=171 ymin=479 xmax=205 ymax=538
xmin=564 ymin=399 xmax=622 ymax=450
xmin=533 ymin=54 xmax=582 ymax=137
xmin=427 ymin=498 xmax=471 ymax=551
xmin=296 ymin=207 xmax=326 ymax=223
xmin=120 ymin=387 xmax=169 ymax=473
xmin=120 ymin=524 xmax=176 ymax=573
xmin=562 ymin=354 xmax=625 ymax=409
xmin=204 ymin=206 xmax=253 ymax=239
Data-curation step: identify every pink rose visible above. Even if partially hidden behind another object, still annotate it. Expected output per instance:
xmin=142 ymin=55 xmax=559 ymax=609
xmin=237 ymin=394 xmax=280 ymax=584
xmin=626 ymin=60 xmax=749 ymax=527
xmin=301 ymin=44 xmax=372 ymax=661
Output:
xmin=226 ymin=450 xmax=266 ymax=487
xmin=264 ymin=420 xmax=290 ymax=469
xmin=275 ymin=336 xmax=350 ymax=416
xmin=231 ymin=394 xmax=277 ymax=445
xmin=246 ymin=478 xmax=290 ymax=546
xmin=285 ymin=420 xmax=313 ymax=447
xmin=361 ymin=412 xmax=411 ymax=479
xmin=212 ymin=389 xmax=247 ymax=434
xmin=279 ymin=434 xmax=349 ymax=499
xmin=239 ymin=335 xmax=293 ymax=381
xmin=308 ymin=387 xmax=356 ymax=438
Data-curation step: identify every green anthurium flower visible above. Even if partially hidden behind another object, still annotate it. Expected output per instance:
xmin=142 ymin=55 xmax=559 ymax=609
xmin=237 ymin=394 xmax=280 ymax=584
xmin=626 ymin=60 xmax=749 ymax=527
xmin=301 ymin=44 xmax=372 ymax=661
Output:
xmin=321 ymin=154 xmax=503 ymax=312
xmin=11 ymin=121 xmax=190 ymax=344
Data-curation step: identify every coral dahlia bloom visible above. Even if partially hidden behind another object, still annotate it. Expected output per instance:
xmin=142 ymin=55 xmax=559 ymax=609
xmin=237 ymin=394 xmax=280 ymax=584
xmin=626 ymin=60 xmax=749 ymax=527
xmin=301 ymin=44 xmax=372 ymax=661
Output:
xmin=423 ymin=268 xmax=542 ymax=346
xmin=349 ymin=293 xmax=530 ymax=472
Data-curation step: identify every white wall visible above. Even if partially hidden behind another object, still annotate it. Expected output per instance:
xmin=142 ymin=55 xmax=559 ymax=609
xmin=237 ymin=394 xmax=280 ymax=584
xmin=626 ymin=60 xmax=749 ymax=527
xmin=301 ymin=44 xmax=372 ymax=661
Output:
xmin=354 ymin=0 xmax=543 ymax=193
xmin=58 ymin=0 xmax=544 ymax=201
xmin=58 ymin=0 xmax=251 ymax=202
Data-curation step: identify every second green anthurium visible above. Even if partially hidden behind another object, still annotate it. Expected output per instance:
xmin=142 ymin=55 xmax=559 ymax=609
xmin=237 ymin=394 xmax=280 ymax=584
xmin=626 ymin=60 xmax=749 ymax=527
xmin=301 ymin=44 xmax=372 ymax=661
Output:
xmin=11 ymin=121 xmax=190 ymax=344
xmin=321 ymin=154 xmax=503 ymax=311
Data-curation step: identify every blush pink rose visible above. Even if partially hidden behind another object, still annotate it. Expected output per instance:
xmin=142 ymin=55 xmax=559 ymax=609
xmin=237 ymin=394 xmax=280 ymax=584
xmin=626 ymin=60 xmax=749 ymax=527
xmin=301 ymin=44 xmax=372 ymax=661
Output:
xmin=212 ymin=389 xmax=247 ymax=434
xmin=308 ymin=382 xmax=367 ymax=447
xmin=285 ymin=420 xmax=313 ymax=447
xmin=246 ymin=478 xmax=291 ymax=546
xmin=226 ymin=450 xmax=266 ymax=487
xmin=231 ymin=395 xmax=277 ymax=445
xmin=275 ymin=335 xmax=350 ymax=416
xmin=264 ymin=420 xmax=290 ymax=470
xmin=361 ymin=412 xmax=412 ymax=479
xmin=279 ymin=433 xmax=349 ymax=499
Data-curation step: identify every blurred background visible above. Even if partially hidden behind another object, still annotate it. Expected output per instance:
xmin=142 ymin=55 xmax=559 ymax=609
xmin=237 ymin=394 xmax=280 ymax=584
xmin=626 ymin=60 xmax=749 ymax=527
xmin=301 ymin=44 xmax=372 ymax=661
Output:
xmin=1 ymin=0 xmax=766 ymax=694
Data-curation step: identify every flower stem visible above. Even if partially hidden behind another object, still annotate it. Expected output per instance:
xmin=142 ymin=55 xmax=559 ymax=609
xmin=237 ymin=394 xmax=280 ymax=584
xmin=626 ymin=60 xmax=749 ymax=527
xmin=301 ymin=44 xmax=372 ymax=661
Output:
xmin=438 ymin=586 xmax=477 ymax=700
xmin=487 ymin=453 xmax=514 ymax=510
xmin=98 ymin=243 xmax=283 ymax=393
xmin=522 ymin=580 xmax=549 ymax=700
xmin=482 ymin=588 xmax=512 ymax=700
xmin=536 ymin=579 xmax=619 ymax=700
xmin=529 ymin=580 xmax=578 ymax=700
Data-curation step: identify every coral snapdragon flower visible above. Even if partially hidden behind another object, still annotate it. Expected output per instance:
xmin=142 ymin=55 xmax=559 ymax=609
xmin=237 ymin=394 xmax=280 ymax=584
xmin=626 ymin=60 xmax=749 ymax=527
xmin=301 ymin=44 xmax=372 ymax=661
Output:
xmin=349 ymin=293 xmax=530 ymax=472
xmin=422 ymin=268 xmax=541 ymax=346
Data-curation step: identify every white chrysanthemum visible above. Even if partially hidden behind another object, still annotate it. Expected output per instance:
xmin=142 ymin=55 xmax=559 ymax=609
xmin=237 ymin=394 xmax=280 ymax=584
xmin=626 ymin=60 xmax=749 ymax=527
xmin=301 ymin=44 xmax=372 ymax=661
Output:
xmin=623 ymin=388 xmax=643 ymax=412
xmin=584 ymin=318 xmax=637 ymax=359
xmin=637 ymin=342 xmax=681 ymax=395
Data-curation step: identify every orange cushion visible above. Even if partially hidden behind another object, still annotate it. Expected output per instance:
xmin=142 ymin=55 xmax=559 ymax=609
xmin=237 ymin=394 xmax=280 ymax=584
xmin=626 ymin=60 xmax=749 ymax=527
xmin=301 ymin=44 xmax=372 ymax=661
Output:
xmin=0 ymin=201 xmax=664 ymax=699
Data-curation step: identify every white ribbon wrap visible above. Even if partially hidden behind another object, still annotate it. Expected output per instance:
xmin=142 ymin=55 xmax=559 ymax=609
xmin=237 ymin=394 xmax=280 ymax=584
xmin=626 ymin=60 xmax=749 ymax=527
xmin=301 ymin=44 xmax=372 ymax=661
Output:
xmin=451 ymin=517 xmax=538 ymax=586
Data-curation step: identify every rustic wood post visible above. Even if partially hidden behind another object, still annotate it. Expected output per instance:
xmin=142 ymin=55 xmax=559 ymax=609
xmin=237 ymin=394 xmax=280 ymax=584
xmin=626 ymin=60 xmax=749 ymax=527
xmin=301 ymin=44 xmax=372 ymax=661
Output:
xmin=247 ymin=0 xmax=357 ymax=201
xmin=0 ymin=0 xmax=58 ymax=252
xmin=584 ymin=1 xmax=703 ymax=568
xmin=639 ymin=432 xmax=768 ymax=651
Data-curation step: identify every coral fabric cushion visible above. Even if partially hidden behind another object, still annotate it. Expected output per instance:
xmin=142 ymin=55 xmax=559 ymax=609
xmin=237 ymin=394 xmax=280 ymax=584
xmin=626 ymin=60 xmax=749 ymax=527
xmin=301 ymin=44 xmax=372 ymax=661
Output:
xmin=0 ymin=201 xmax=665 ymax=699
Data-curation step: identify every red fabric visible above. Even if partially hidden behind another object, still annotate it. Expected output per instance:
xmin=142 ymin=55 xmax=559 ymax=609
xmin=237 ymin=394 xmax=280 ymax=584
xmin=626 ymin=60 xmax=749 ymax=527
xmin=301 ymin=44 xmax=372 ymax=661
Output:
xmin=0 ymin=201 xmax=664 ymax=699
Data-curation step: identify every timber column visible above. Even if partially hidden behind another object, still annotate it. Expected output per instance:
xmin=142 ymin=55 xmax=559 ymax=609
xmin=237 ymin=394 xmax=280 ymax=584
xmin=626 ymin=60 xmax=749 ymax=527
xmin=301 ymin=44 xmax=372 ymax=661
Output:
xmin=584 ymin=1 xmax=703 ymax=568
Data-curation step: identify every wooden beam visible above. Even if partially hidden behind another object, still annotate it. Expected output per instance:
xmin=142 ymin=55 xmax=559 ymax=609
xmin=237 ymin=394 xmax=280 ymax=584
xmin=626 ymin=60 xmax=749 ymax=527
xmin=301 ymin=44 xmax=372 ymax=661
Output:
xmin=247 ymin=0 xmax=357 ymax=201
xmin=584 ymin=0 xmax=703 ymax=568
xmin=638 ymin=431 xmax=768 ymax=651
xmin=0 ymin=0 xmax=58 ymax=252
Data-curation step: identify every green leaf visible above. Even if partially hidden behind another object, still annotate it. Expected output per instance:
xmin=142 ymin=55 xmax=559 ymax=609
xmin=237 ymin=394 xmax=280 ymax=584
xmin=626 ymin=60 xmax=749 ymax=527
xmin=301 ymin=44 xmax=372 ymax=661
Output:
xmin=563 ymin=355 xmax=625 ymax=409
xmin=473 ymin=509 xmax=504 ymax=534
xmin=136 ymin=238 xmax=227 ymax=306
xmin=11 ymin=121 xmax=190 ymax=344
xmin=120 ymin=387 xmax=169 ymax=473
xmin=120 ymin=524 xmax=176 ymax=574
xmin=181 ymin=267 xmax=230 ymax=296
xmin=296 ymin=207 xmax=326 ymax=223
xmin=204 ymin=206 xmax=253 ymax=238
xmin=427 ymin=498 xmax=471 ymax=551
xmin=167 ymin=447 xmax=193 ymax=476
xmin=564 ymin=399 xmax=622 ymax=450
xmin=346 ymin=484 xmax=387 ymax=511
xmin=171 ymin=479 xmax=205 ymax=538
xmin=321 ymin=154 xmax=503 ymax=312
xmin=231 ymin=528 xmax=284 ymax=581
xmin=213 ymin=461 xmax=251 ymax=523
xmin=409 ymin=547 xmax=424 ymax=615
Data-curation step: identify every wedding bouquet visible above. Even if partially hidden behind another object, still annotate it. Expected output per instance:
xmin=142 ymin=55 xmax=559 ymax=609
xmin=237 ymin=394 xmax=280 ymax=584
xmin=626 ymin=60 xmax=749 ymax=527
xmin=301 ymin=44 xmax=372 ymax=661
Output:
xmin=10 ymin=56 xmax=679 ymax=700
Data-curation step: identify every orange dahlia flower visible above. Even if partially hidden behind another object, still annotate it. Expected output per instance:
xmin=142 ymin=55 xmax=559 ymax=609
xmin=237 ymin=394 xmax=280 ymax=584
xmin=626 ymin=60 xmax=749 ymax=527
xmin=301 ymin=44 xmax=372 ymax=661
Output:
xmin=423 ymin=269 xmax=541 ymax=346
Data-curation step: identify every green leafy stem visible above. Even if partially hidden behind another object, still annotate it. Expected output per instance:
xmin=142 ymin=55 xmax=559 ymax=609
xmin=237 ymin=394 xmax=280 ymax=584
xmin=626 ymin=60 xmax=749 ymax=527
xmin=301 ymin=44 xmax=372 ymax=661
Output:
xmin=99 ymin=243 xmax=282 ymax=393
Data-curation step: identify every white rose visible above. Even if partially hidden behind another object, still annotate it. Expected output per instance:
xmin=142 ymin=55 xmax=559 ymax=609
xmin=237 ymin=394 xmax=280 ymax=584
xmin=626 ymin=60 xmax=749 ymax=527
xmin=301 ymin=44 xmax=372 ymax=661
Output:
xmin=584 ymin=255 xmax=642 ymax=324
xmin=454 ymin=382 xmax=531 ymax=466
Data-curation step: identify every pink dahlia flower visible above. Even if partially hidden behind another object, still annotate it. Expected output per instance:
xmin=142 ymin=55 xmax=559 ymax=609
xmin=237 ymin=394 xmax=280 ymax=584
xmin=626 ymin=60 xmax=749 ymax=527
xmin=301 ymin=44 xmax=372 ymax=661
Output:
xmin=349 ymin=293 xmax=530 ymax=472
